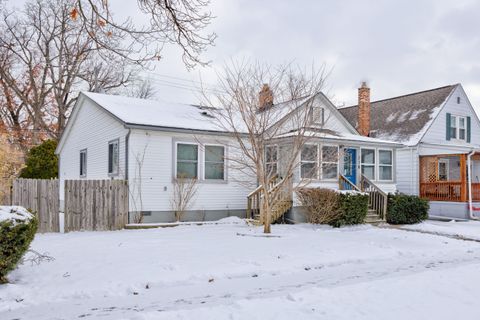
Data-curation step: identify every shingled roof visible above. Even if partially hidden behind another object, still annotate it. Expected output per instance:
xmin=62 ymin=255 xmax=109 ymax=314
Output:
xmin=338 ymin=84 xmax=458 ymax=146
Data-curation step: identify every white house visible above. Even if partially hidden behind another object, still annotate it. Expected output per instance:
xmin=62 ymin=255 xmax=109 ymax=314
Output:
xmin=56 ymin=89 xmax=401 ymax=224
xmin=339 ymin=83 xmax=480 ymax=220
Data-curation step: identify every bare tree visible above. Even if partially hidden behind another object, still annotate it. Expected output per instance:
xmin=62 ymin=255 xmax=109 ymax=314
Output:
xmin=0 ymin=0 xmax=135 ymax=145
xmin=74 ymin=0 xmax=216 ymax=68
xmin=122 ymin=77 xmax=157 ymax=99
xmin=171 ymin=175 xmax=198 ymax=222
xmin=203 ymin=61 xmax=328 ymax=233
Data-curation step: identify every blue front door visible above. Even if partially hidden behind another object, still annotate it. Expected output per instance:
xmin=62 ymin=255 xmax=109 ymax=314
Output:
xmin=343 ymin=148 xmax=357 ymax=185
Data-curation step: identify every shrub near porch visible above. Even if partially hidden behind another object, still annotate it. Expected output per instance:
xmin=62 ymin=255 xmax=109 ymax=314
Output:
xmin=296 ymin=188 xmax=368 ymax=227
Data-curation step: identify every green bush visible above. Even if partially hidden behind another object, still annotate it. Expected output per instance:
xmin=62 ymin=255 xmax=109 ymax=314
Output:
xmin=20 ymin=139 xmax=58 ymax=179
xmin=296 ymin=188 xmax=368 ymax=227
xmin=0 ymin=209 xmax=38 ymax=283
xmin=386 ymin=193 xmax=429 ymax=225
xmin=331 ymin=192 xmax=369 ymax=227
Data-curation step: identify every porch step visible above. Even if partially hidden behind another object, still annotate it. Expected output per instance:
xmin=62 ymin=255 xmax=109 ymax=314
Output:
xmin=365 ymin=209 xmax=384 ymax=224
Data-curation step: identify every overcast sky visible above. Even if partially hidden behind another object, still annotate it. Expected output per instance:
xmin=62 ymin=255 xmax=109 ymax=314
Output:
xmin=115 ymin=0 xmax=478 ymax=110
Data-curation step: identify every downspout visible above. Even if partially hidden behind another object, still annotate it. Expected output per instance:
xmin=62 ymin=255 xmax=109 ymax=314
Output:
xmin=125 ymin=129 xmax=131 ymax=180
xmin=467 ymin=150 xmax=480 ymax=220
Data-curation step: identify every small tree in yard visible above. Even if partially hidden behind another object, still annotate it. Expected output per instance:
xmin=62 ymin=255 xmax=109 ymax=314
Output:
xmin=203 ymin=61 xmax=328 ymax=233
xmin=171 ymin=175 xmax=198 ymax=222
xmin=19 ymin=140 xmax=58 ymax=179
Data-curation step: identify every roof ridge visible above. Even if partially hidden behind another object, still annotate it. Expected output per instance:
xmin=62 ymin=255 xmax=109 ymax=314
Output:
xmin=339 ymin=84 xmax=458 ymax=109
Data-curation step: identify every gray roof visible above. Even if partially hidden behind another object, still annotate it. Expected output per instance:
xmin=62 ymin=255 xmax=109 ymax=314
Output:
xmin=338 ymin=84 xmax=457 ymax=146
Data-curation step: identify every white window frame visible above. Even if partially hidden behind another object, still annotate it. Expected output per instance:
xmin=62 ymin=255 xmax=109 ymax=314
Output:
xmin=80 ymin=149 xmax=87 ymax=178
xmin=300 ymin=143 xmax=319 ymax=179
xmin=377 ymin=149 xmax=393 ymax=182
xmin=360 ymin=148 xmax=376 ymax=181
xmin=203 ymin=144 xmax=226 ymax=181
xmin=450 ymin=115 xmax=467 ymax=142
xmin=175 ymin=142 xmax=200 ymax=179
xmin=320 ymin=144 xmax=339 ymax=180
xmin=265 ymin=145 xmax=278 ymax=177
xmin=108 ymin=139 xmax=119 ymax=176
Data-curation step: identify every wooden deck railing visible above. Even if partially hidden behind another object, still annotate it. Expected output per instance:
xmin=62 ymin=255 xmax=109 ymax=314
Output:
xmin=246 ymin=173 xmax=293 ymax=223
xmin=360 ymin=175 xmax=387 ymax=220
xmin=419 ymin=181 xmax=462 ymax=201
xmin=471 ymin=183 xmax=480 ymax=201
xmin=338 ymin=174 xmax=360 ymax=192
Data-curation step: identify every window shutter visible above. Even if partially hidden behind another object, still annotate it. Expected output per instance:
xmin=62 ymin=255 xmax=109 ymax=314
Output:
xmin=446 ymin=113 xmax=451 ymax=141
xmin=467 ymin=116 xmax=471 ymax=143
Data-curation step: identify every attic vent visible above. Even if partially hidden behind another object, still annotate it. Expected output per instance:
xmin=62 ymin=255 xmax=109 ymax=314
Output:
xmin=311 ymin=106 xmax=325 ymax=126
xmin=457 ymin=97 xmax=461 ymax=104
xmin=200 ymin=111 xmax=214 ymax=118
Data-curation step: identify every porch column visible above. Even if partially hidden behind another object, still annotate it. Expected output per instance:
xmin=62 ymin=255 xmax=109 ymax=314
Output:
xmin=461 ymin=154 xmax=467 ymax=202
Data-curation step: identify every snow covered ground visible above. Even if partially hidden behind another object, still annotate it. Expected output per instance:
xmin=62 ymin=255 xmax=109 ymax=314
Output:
xmin=401 ymin=219 xmax=480 ymax=241
xmin=1 ymin=219 xmax=480 ymax=319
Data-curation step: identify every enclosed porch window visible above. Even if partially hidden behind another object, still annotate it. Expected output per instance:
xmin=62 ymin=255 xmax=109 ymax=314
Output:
xmin=419 ymin=155 xmax=466 ymax=201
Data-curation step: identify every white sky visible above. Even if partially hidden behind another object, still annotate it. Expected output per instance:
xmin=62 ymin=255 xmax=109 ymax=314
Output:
xmin=8 ymin=0 xmax=480 ymax=110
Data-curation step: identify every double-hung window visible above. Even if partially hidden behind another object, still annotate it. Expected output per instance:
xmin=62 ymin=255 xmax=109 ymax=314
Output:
xmin=176 ymin=143 xmax=199 ymax=179
xmin=450 ymin=115 xmax=458 ymax=139
xmin=301 ymin=144 xmax=318 ymax=179
xmin=80 ymin=149 xmax=87 ymax=177
xmin=321 ymin=145 xmax=338 ymax=179
xmin=361 ymin=149 xmax=375 ymax=180
xmin=378 ymin=150 xmax=393 ymax=181
xmin=108 ymin=140 xmax=119 ymax=175
xmin=458 ymin=117 xmax=466 ymax=140
xmin=205 ymin=145 xmax=225 ymax=180
xmin=265 ymin=145 xmax=278 ymax=177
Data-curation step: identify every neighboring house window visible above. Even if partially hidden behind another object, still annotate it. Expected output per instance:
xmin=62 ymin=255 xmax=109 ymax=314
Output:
xmin=301 ymin=144 xmax=318 ymax=179
xmin=459 ymin=117 xmax=466 ymax=140
xmin=378 ymin=150 xmax=393 ymax=181
xmin=108 ymin=140 xmax=119 ymax=175
xmin=80 ymin=149 xmax=87 ymax=177
xmin=450 ymin=115 xmax=457 ymax=139
xmin=205 ymin=145 xmax=225 ymax=180
xmin=438 ymin=159 xmax=449 ymax=181
xmin=176 ymin=143 xmax=198 ymax=179
xmin=265 ymin=145 xmax=278 ymax=176
xmin=449 ymin=115 xmax=467 ymax=141
xmin=321 ymin=145 xmax=338 ymax=179
xmin=361 ymin=149 xmax=375 ymax=180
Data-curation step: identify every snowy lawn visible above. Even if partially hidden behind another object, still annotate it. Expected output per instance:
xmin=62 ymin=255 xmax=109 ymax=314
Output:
xmin=401 ymin=219 xmax=480 ymax=241
xmin=1 ymin=219 xmax=480 ymax=319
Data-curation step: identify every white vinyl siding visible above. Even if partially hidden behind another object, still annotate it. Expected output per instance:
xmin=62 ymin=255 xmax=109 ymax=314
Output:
xmin=58 ymin=97 xmax=128 ymax=203
xmin=422 ymin=86 xmax=480 ymax=146
xmin=128 ymin=130 xmax=252 ymax=212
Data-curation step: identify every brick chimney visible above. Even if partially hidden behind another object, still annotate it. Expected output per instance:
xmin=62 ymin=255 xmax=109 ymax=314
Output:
xmin=259 ymin=84 xmax=273 ymax=110
xmin=358 ymin=82 xmax=370 ymax=136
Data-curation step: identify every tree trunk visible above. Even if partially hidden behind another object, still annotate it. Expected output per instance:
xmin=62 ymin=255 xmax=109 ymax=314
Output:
xmin=263 ymin=199 xmax=271 ymax=233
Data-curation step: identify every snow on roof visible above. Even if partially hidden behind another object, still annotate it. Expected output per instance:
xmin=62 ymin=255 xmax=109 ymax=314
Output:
xmin=83 ymin=92 xmax=227 ymax=133
xmin=338 ymin=85 xmax=457 ymax=146
xmin=274 ymin=129 xmax=401 ymax=146
xmin=0 ymin=206 xmax=34 ymax=225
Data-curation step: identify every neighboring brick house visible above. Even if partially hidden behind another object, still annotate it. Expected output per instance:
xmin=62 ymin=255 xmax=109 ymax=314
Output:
xmin=339 ymin=83 xmax=480 ymax=220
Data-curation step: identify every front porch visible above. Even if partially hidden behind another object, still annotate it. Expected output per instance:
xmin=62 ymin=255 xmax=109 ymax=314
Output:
xmin=419 ymin=154 xmax=480 ymax=202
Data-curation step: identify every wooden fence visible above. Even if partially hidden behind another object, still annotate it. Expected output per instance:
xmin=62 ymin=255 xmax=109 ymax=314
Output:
xmin=12 ymin=178 xmax=59 ymax=233
xmin=64 ymin=179 xmax=128 ymax=232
